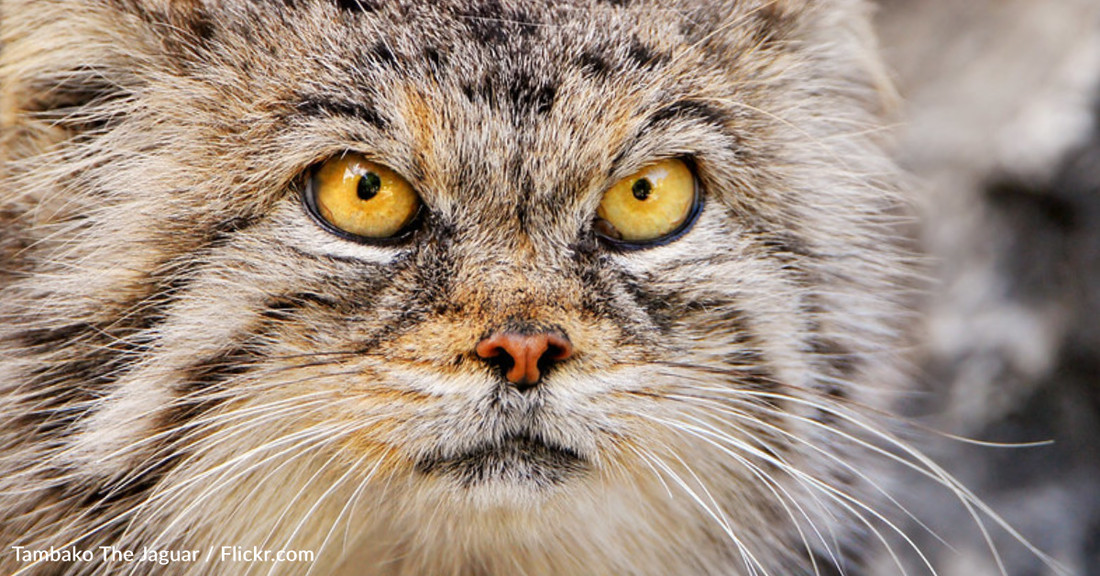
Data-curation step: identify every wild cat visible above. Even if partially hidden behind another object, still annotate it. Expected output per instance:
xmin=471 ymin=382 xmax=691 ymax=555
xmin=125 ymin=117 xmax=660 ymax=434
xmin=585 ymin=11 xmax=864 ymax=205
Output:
xmin=0 ymin=0 xmax=1062 ymax=575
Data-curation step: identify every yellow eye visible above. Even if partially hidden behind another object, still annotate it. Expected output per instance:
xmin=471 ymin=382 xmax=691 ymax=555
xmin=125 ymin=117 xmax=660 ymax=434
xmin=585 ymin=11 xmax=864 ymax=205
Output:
xmin=595 ymin=158 xmax=699 ymax=244
xmin=308 ymin=154 xmax=420 ymax=240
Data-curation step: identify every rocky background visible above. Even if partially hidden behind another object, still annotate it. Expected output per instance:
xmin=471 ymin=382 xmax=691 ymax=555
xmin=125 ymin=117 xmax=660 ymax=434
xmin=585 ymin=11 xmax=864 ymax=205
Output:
xmin=874 ymin=1 xmax=1100 ymax=574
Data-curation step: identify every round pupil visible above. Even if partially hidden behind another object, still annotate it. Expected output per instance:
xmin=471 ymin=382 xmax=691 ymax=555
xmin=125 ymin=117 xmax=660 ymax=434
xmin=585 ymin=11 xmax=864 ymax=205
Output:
xmin=632 ymin=178 xmax=652 ymax=201
xmin=357 ymin=172 xmax=382 ymax=201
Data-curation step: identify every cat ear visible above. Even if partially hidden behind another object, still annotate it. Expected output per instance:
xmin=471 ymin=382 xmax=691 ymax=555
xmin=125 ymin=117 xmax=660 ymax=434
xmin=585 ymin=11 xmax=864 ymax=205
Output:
xmin=740 ymin=0 xmax=878 ymax=39
xmin=121 ymin=0 xmax=205 ymax=13
xmin=0 ymin=0 xmax=203 ymax=154
xmin=113 ymin=0 xmax=211 ymax=31
xmin=743 ymin=0 xmax=899 ymax=115
xmin=2 ymin=3 xmax=119 ymax=154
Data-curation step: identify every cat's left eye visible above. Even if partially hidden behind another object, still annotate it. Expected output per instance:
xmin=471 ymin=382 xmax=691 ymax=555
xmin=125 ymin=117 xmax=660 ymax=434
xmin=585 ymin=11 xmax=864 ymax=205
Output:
xmin=594 ymin=158 xmax=701 ymax=246
xmin=305 ymin=153 xmax=421 ymax=242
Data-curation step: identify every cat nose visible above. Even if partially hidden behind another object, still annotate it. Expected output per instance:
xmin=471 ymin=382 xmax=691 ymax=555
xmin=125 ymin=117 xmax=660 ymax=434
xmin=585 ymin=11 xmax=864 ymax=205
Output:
xmin=475 ymin=330 xmax=574 ymax=388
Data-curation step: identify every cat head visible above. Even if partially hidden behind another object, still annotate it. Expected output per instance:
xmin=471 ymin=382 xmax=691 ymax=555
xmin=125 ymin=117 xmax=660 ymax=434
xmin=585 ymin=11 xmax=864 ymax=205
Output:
xmin=1 ymin=0 xmax=907 ymax=572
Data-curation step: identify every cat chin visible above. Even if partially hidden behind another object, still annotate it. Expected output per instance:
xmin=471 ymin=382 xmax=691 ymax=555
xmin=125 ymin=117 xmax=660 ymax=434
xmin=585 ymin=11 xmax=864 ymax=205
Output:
xmin=137 ymin=425 xmax=802 ymax=575
xmin=413 ymin=431 xmax=589 ymax=491
xmin=324 ymin=464 xmax=761 ymax=576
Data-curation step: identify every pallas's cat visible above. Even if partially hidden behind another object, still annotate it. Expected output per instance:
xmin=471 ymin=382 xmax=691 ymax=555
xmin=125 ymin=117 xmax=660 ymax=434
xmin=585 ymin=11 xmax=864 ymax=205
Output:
xmin=0 ymin=1 xmax=939 ymax=574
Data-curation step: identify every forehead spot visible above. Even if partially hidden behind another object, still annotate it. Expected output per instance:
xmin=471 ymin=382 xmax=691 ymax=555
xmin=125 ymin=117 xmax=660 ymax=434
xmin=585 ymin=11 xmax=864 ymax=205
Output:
xmin=626 ymin=37 xmax=670 ymax=70
xmin=459 ymin=0 xmax=541 ymax=45
xmin=364 ymin=41 xmax=398 ymax=69
xmin=332 ymin=0 xmax=378 ymax=13
xmin=459 ymin=71 xmax=559 ymax=120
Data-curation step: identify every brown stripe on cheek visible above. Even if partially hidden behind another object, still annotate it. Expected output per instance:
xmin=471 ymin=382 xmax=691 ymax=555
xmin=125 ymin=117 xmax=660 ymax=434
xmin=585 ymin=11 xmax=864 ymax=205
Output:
xmin=79 ymin=242 xmax=436 ymax=496
xmin=807 ymin=333 xmax=859 ymax=391
xmin=11 ymin=350 xmax=135 ymax=435
xmin=22 ymin=351 xmax=264 ymax=525
xmin=132 ymin=347 xmax=265 ymax=491
xmin=9 ymin=322 xmax=146 ymax=436
xmin=675 ymin=302 xmax=782 ymax=393
xmin=800 ymin=293 xmax=860 ymax=398
xmin=569 ymin=250 xmax=672 ymax=347
xmin=1 ymin=220 xmax=277 ymax=502
xmin=750 ymin=228 xmax=816 ymax=287
xmin=259 ymin=290 xmax=347 ymax=322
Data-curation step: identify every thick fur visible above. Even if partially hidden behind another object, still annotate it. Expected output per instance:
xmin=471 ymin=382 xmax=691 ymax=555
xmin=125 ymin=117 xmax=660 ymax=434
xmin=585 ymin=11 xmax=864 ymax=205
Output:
xmin=0 ymin=1 xmax=914 ymax=575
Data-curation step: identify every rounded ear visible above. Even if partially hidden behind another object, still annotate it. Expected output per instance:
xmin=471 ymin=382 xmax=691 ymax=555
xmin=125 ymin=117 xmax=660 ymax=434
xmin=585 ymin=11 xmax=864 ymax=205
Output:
xmin=113 ymin=0 xmax=210 ymax=28
xmin=726 ymin=0 xmax=897 ymax=114
xmin=785 ymin=0 xmax=900 ymax=114
xmin=2 ymin=2 xmax=125 ymax=156
xmin=0 ymin=0 xmax=207 ymax=158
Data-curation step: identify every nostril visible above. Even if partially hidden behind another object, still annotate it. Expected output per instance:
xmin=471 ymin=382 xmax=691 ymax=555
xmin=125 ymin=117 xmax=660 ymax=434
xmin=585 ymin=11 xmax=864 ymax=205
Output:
xmin=475 ymin=330 xmax=573 ymax=388
xmin=474 ymin=339 xmax=507 ymax=360
xmin=543 ymin=334 xmax=574 ymax=362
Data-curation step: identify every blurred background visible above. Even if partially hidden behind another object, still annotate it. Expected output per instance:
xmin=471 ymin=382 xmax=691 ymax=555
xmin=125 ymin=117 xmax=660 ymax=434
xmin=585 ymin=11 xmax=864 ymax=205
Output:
xmin=873 ymin=1 xmax=1100 ymax=574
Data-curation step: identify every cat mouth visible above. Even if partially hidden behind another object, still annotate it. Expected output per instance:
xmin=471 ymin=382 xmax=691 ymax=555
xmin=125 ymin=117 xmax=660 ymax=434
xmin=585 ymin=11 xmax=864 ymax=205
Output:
xmin=414 ymin=433 xmax=588 ymax=487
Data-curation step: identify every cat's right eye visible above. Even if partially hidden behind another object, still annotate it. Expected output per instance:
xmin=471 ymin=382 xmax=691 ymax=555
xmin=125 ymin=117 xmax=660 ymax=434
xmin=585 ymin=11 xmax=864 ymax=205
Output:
xmin=305 ymin=153 xmax=421 ymax=242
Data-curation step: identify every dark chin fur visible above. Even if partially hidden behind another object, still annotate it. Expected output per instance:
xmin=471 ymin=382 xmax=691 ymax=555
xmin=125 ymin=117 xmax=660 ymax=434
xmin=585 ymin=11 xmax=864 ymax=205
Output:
xmin=415 ymin=433 xmax=588 ymax=488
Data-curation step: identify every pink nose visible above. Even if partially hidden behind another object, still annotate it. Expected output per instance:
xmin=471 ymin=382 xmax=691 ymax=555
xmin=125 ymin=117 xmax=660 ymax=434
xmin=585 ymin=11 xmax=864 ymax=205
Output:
xmin=475 ymin=331 xmax=574 ymax=387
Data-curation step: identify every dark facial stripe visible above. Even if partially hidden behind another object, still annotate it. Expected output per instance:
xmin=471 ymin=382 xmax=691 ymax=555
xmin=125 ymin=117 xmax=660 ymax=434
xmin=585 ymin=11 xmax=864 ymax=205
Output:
xmin=13 ymin=349 xmax=135 ymax=435
xmin=365 ymin=41 xmax=397 ymax=69
xmin=808 ymin=335 xmax=858 ymax=386
xmin=646 ymin=100 xmax=728 ymax=132
xmin=810 ymin=543 xmax=868 ymax=576
xmin=58 ymin=349 xmax=262 ymax=536
xmin=626 ymin=37 xmax=670 ymax=69
xmin=260 ymin=291 xmax=342 ymax=322
xmin=460 ymin=71 xmax=559 ymax=120
xmin=109 ymin=291 xmax=352 ymax=511
xmin=576 ymin=48 xmax=612 ymax=77
xmin=294 ymin=95 xmax=388 ymax=129
xmin=459 ymin=0 xmax=541 ymax=45
xmin=175 ymin=346 xmax=258 ymax=398
xmin=5 ymin=211 xmax=267 ymax=441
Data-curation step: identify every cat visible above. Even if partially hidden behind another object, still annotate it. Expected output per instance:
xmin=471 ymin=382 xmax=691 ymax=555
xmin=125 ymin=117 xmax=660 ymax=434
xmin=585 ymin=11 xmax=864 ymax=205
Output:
xmin=0 ymin=0 xmax=1074 ymax=575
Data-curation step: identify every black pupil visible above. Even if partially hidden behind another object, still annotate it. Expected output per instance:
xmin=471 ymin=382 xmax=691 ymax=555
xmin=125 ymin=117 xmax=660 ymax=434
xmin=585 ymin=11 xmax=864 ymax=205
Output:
xmin=357 ymin=172 xmax=382 ymax=201
xmin=632 ymin=178 xmax=652 ymax=201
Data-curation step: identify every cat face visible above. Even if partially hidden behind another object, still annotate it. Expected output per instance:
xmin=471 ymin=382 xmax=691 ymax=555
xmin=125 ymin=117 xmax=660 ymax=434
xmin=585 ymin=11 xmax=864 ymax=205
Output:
xmin=0 ymin=0 xmax=907 ymax=573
